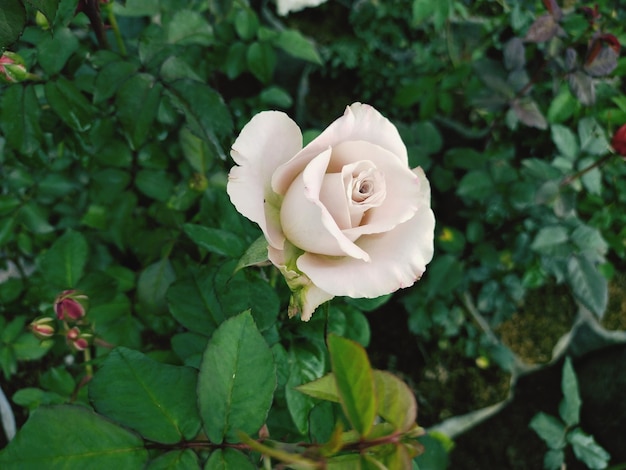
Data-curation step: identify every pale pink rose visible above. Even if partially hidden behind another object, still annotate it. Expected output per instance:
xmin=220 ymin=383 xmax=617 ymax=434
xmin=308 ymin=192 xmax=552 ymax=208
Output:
xmin=275 ymin=0 xmax=328 ymax=16
xmin=227 ymin=103 xmax=435 ymax=321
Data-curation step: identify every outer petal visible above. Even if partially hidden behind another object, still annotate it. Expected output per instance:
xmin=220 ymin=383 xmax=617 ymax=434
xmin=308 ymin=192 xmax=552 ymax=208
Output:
xmin=297 ymin=207 xmax=435 ymax=298
xmin=271 ymin=103 xmax=408 ymax=196
xmin=227 ymin=111 xmax=302 ymax=248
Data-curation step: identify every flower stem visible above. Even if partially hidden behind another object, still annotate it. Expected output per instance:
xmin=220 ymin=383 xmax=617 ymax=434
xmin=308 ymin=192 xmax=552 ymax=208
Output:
xmin=104 ymin=2 xmax=127 ymax=57
xmin=560 ymin=152 xmax=617 ymax=187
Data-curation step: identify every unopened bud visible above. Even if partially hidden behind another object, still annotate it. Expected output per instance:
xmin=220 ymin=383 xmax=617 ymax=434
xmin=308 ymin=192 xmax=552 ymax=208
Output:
xmin=35 ymin=11 xmax=50 ymax=30
xmin=66 ymin=327 xmax=91 ymax=351
xmin=54 ymin=290 xmax=89 ymax=321
xmin=30 ymin=317 xmax=56 ymax=339
xmin=611 ymin=124 xmax=626 ymax=158
xmin=0 ymin=52 xmax=29 ymax=84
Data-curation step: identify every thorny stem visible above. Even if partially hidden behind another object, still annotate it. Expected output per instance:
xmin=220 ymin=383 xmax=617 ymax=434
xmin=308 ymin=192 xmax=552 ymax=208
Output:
xmin=560 ymin=151 xmax=618 ymax=187
xmin=82 ymin=0 xmax=109 ymax=49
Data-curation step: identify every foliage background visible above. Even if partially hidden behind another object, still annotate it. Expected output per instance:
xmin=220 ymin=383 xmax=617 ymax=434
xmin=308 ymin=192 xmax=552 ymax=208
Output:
xmin=1 ymin=0 xmax=626 ymax=469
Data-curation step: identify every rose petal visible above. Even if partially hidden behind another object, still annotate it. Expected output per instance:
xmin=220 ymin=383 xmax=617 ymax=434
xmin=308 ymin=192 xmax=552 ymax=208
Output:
xmin=271 ymin=103 xmax=407 ymax=196
xmin=296 ymin=203 xmax=435 ymax=298
xmin=227 ymin=111 xmax=302 ymax=249
xmin=280 ymin=148 xmax=370 ymax=260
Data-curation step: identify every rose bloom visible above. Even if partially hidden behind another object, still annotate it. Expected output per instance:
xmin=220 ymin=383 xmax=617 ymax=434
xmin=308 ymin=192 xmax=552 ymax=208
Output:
xmin=227 ymin=103 xmax=435 ymax=320
xmin=275 ymin=0 xmax=328 ymax=16
xmin=612 ymin=123 xmax=626 ymax=157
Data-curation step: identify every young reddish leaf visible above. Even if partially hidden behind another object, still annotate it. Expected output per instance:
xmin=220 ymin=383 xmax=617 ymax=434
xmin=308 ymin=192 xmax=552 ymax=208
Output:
xmin=374 ymin=371 xmax=417 ymax=432
xmin=568 ymin=71 xmax=595 ymax=106
xmin=524 ymin=15 xmax=563 ymax=43
xmin=511 ymin=99 xmax=548 ymax=129
xmin=327 ymin=334 xmax=377 ymax=438
xmin=584 ymin=45 xmax=619 ymax=77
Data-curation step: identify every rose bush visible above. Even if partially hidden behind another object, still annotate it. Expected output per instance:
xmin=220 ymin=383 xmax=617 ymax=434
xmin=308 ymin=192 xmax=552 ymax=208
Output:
xmin=227 ymin=103 xmax=435 ymax=320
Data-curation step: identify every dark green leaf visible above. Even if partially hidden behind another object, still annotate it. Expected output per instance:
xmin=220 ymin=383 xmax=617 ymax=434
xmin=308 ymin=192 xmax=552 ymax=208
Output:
xmin=551 ymin=124 xmax=579 ymax=160
xmin=234 ymin=236 xmax=269 ymax=273
xmin=166 ymin=10 xmax=213 ymax=45
xmin=327 ymin=334 xmax=377 ymax=437
xmin=171 ymin=332 xmax=208 ymax=368
xmin=44 ymin=77 xmax=95 ymax=131
xmin=137 ymin=259 xmax=176 ymax=316
xmin=25 ymin=0 xmax=60 ymax=25
xmin=274 ymin=30 xmax=322 ymax=65
xmin=0 ymin=0 xmax=26 ymax=48
xmin=183 ymin=223 xmax=246 ymax=258
xmin=116 ymin=73 xmax=162 ymax=149
xmin=37 ymin=229 xmax=88 ymax=288
xmin=204 ymin=449 xmax=256 ymax=470
xmin=167 ymin=269 xmax=220 ymax=335
xmin=234 ymin=8 xmax=258 ymax=41
xmin=94 ymin=61 xmax=138 ymax=103
xmin=457 ymin=170 xmax=494 ymax=200
xmin=135 ymin=169 xmax=174 ymax=202
xmin=90 ymin=347 xmax=201 ymax=443
xmin=578 ymin=117 xmax=609 ymax=155
xmin=36 ymin=27 xmax=79 ymax=75
xmin=146 ymin=449 xmax=200 ymax=470
xmin=198 ymin=311 xmax=276 ymax=443
xmin=246 ymin=42 xmax=276 ymax=84
xmin=0 ymin=405 xmax=148 ymax=469
xmin=1 ymin=84 xmax=43 ymax=154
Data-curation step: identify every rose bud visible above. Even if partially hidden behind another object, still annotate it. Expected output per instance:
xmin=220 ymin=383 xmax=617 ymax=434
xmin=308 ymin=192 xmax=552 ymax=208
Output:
xmin=227 ymin=103 xmax=435 ymax=320
xmin=66 ymin=327 xmax=91 ymax=352
xmin=0 ymin=52 xmax=29 ymax=84
xmin=30 ymin=317 xmax=56 ymax=339
xmin=54 ymin=290 xmax=89 ymax=321
xmin=611 ymin=124 xmax=626 ymax=157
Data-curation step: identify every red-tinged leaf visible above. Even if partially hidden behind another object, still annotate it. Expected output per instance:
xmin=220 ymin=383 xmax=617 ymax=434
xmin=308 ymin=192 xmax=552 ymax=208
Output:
xmin=512 ymin=98 xmax=548 ymax=129
xmin=374 ymin=371 xmax=417 ymax=432
xmin=584 ymin=46 xmax=618 ymax=77
xmin=327 ymin=334 xmax=377 ymax=438
xmin=568 ymin=71 xmax=595 ymax=106
xmin=504 ymin=37 xmax=525 ymax=71
xmin=542 ymin=0 xmax=562 ymax=20
xmin=524 ymin=14 xmax=561 ymax=43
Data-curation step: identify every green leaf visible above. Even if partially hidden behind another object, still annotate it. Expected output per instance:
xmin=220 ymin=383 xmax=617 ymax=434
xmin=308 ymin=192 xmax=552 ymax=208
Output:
xmin=146 ymin=449 xmax=200 ymax=470
xmin=234 ymin=8 xmax=259 ymax=41
xmin=1 ymin=84 xmax=43 ymax=154
xmin=559 ymin=357 xmax=581 ymax=427
xmin=166 ymin=80 xmax=232 ymax=160
xmin=36 ymin=27 xmax=79 ymax=75
xmin=296 ymin=372 xmax=340 ymax=403
xmin=171 ymin=332 xmax=208 ymax=368
xmin=198 ymin=311 xmax=276 ymax=444
xmin=0 ymin=0 xmax=26 ymax=48
xmin=327 ymin=334 xmax=377 ymax=438
xmin=529 ymin=412 xmax=566 ymax=450
xmin=0 ymin=405 xmax=148 ymax=469
xmin=37 ymin=229 xmax=88 ymax=288
xmin=135 ymin=169 xmax=174 ymax=202
xmin=373 ymin=371 xmax=417 ymax=432
xmin=12 ymin=333 xmax=53 ymax=361
xmin=183 ymin=223 xmax=247 ymax=258
xmin=274 ymin=30 xmax=322 ymax=65
xmin=166 ymin=10 xmax=213 ymax=45
xmin=456 ymin=170 xmax=494 ymax=201
xmin=234 ymin=236 xmax=269 ymax=274
xmin=179 ymin=127 xmax=213 ymax=173
xmin=137 ymin=259 xmax=176 ymax=315
xmin=94 ymin=61 xmax=138 ymax=103
xmin=116 ymin=73 xmax=162 ymax=150
xmin=18 ymin=202 xmax=54 ymax=234
xmin=551 ymin=124 xmax=579 ymax=160
xmin=566 ymin=255 xmax=608 ymax=317
xmin=44 ymin=77 xmax=95 ymax=131
xmin=543 ymin=449 xmax=565 ymax=470
xmin=246 ymin=42 xmax=276 ymax=84
xmin=167 ymin=268 xmax=221 ymax=335
xmin=25 ymin=0 xmax=60 ymax=25
xmin=578 ymin=117 xmax=609 ymax=156
xmin=567 ymin=428 xmax=611 ymax=469
xmin=530 ymin=226 xmax=569 ymax=254
xmin=204 ymin=449 xmax=256 ymax=470
xmin=89 ymin=347 xmax=201 ymax=444
xmin=285 ymin=344 xmax=326 ymax=435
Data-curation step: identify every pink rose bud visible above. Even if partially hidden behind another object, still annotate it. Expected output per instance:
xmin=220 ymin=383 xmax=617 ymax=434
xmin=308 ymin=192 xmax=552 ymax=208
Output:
xmin=0 ymin=52 xmax=29 ymax=84
xmin=30 ymin=317 xmax=56 ymax=339
xmin=54 ymin=290 xmax=88 ymax=321
xmin=611 ymin=124 xmax=626 ymax=158
xmin=66 ymin=327 xmax=91 ymax=351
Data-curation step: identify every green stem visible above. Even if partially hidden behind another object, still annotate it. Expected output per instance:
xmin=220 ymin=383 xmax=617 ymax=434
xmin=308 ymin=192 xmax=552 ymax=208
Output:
xmin=104 ymin=2 xmax=127 ymax=57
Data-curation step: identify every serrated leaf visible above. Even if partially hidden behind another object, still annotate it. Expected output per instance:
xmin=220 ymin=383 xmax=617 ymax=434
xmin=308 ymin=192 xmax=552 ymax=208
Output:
xmin=568 ymin=71 xmax=595 ymax=106
xmin=529 ymin=412 xmax=566 ymax=450
xmin=525 ymin=14 xmax=560 ymax=42
xmin=584 ymin=46 xmax=618 ymax=77
xmin=198 ymin=311 xmax=276 ymax=444
xmin=530 ymin=226 xmax=569 ymax=254
xmin=567 ymin=428 xmax=611 ymax=469
xmin=373 ymin=371 xmax=417 ymax=432
xmin=183 ymin=223 xmax=246 ymax=258
xmin=0 ymin=0 xmax=26 ymax=48
xmin=116 ymin=73 xmax=162 ymax=150
xmin=166 ymin=10 xmax=213 ymax=46
xmin=44 ymin=77 xmax=95 ymax=131
xmin=37 ymin=229 xmax=88 ymax=288
xmin=36 ymin=27 xmax=79 ymax=75
xmin=296 ymin=372 xmax=340 ymax=403
xmin=234 ymin=235 xmax=269 ymax=273
xmin=566 ymin=255 xmax=608 ymax=318
xmin=0 ymin=405 xmax=148 ymax=469
xmin=327 ymin=334 xmax=377 ymax=438
xmin=167 ymin=269 xmax=220 ymax=335
xmin=1 ymin=84 xmax=43 ymax=154
xmin=90 ymin=347 xmax=201 ymax=444
xmin=94 ymin=61 xmax=138 ymax=103
xmin=551 ymin=124 xmax=579 ymax=160
xmin=559 ymin=357 xmax=581 ymax=427
xmin=578 ymin=117 xmax=609 ymax=156
xmin=512 ymin=98 xmax=547 ymax=129
xmin=146 ymin=449 xmax=200 ymax=470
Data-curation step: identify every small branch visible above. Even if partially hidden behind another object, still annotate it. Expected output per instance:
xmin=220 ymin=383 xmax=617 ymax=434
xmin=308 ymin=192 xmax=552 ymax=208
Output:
xmin=560 ymin=152 xmax=617 ymax=187
xmin=81 ymin=0 xmax=110 ymax=50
